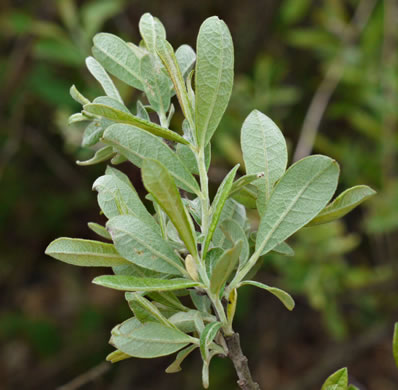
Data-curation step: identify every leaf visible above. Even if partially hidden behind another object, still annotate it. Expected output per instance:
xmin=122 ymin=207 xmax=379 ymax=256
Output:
xmin=107 ymin=215 xmax=186 ymax=275
xmin=83 ymin=103 xmax=188 ymax=144
xmin=156 ymin=38 xmax=195 ymax=130
xmin=103 ymin=124 xmax=199 ymax=195
xmin=94 ymin=275 xmax=200 ymax=291
xmin=92 ymin=33 xmax=144 ymax=90
xmin=87 ymin=222 xmax=112 ymax=240
xmin=321 ymin=367 xmax=348 ymax=390
xmin=203 ymin=165 xmax=240 ymax=257
xmin=195 ymin=16 xmax=234 ymax=147
xmin=227 ymin=288 xmax=238 ymax=324
xmin=231 ymin=185 xmax=258 ymax=209
xmin=175 ymin=142 xmax=211 ymax=175
xmin=70 ymin=84 xmax=90 ymax=105
xmin=241 ymin=109 xmax=287 ymax=213
xmin=68 ymin=113 xmax=88 ymax=124
xmin=255 ymin=155 xmax=339 ymax=257
xmin=76 ymin=145 xmax=115 ymax=166
xmin=93 ymin=174 xmax=158 ymax=231
xmin=307 ymin=185 xmax=376 ymax=226
xmin=200 ymin=321 xmax=222 ymax=361
xmin=218 ymin=199 xmax=247 ymax=227
xmin=126 ymin=292 xmax=172 ymax=327
xmin=175 ymin=44 xmax=196 ymax=79
xmin=229 ymin=173 xmax=264 ymax=197
xmin=271 ymin=241 xmax=295 ymax=257
xmin=165 ymin=345 xmax=197 ymax=373
xmin=139 ymin=13 xmax=166 ymax=53
xmin=168 ymin=310 xmax=204 ymax=333
xmin=140 ymin=53 xmax=171 ymax=114
xmin=210 ymin=241 xmax=242 ymax=295
xmin=110 ymin=318 xmax=194 ymax=358
xmin=136 ymin=100 xmax=150 ymax=121
xmin=82 ymin=119 xmax=108 ymax=147
xmin=106 ymin=349 xmax=131 ymax=363
xmin=238 ymin=281 xmax=295 ymax=311
xmin=212 ymin=219 xmax=249 ymax=264
xmin=45 ymin=238 xmax=129 ymax=267
xmin=85 ymin=56 xmax=123 ymax=103
xmin=142 ymin=159 xmax=197 ymax=257
xmin=393 ymin=322 xmax=398 ymax=368
xmin=190 ymin=290 xmax=211 ymax=314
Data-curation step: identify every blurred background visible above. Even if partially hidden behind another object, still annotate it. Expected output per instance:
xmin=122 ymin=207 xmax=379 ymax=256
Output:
xmin=1 ymin=0 xmax=397 ymax=389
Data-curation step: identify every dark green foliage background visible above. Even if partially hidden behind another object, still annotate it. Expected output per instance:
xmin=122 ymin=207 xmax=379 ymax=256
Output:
xmin=0 ymin=0 xmax=397 ymax=389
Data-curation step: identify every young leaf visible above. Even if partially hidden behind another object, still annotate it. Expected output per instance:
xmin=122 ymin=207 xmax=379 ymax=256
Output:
xmin=241 ymin=110 xmax=287 ymax=213
xmin=175 ymin=44 xmax=196 ymax=79
xmin=271 ymin=241 xmax=295 ymax=257
xmin=165 ymin=345 xmax=197 ymax=373
xmin=195 ymin=16 xmax=234 ymax=147
xmin=199 ymin=321 xmax=222 ymax=361
xmin=76 ymin=145 xmax=115 ymax=166
xmin=321 ymin=367 xmax=348 ymax=390
xmin=210 ymin=241 xmax=242 ymax=295
xmin=229 ymin=173 xmax=264 ymax=197
xmin=140 ymin=53 xmax=171 ymax=115
xmin=142 ymin=159 xmax=198 ymax=257
xmin=238 ymin=281 xmax=295 ymax=311
xmin=87 ymin=222 xmax=112 ymax=240
xmin=190 ymin=290 xmax=211 ymax=314
xmin=203 ymin=164 xmax=240 ymax=257
xmin=107 ymin=215 xmax=186 ymax=275
xmin=45 ymin=238 xmax=129 ymax=267
xmin=136 ymin=100 xmax=150 ymax=121
xmin=168 ymin=310 xmax=204 ymax=333
xmin=82 ymin=120 xmax=108 ymax=147
xmin=139 ymin=13 xmax=166 ymax=53
xmin=156 ymin=38 xmax=195 ymax=130
xmin=307 ymin=185 xmax=376 ymax=226
xmin=106 ymin=349 xmax=131 ymax=363
xmin=93 ymin=174 xmax=158 ymax=231
xmin=393 ymin=322 xmax=398 ymax=368
xmin=102 ymin=124 xmax=199 ymax=195
xmin=83 ymin=103 xmax=188 ymax=144
xmin=227 ymin=288 xmax=238 ymax=325
xmin=255 ymin=155 xmax=339 ymax=257
xmin=68 ymin=113 xmax=88 ymax=125
xmin=92 ymin=33 xmax=144 ymax=90
xmin=70 ymin=84 xmax=90 ymax=105
xmin=93 ymin=275 xmax=200 ymax=292
xmin=85 ymin=56 xmax=123 ymax=103
xmin=110 ymin=318 xmax=195 ymax=358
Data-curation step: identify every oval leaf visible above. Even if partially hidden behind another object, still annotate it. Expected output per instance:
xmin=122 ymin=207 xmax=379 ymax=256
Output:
xmin=321 ymin=367 xmax=348 ymax=390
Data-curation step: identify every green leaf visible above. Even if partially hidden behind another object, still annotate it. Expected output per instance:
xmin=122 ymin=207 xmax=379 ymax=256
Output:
xmin=94 ymin=275 xmax=200 ymax=292
xmin=271 ymin=241 xmax=295 ymax=257
xmin=136 ymin=100 xmax=150 ymax=121
xmin=241 ymin=109 xmax=287 ymax=213
xmin=238 ymin=281 xmax=295 ymax=311
xmin=82 ymin=119 xmax=108 ymax=147
xmin=106 ymin=349 xmax=131 ymax=363
xmin=219 ymin=199 xmax=247 ymax=227
xmin=321 ymin=367 xmax=348 ymax=390
xmin=103 ymin=124 xmax=199 ymax=195
xmin=156 ymin=39 xmax=195 ymax=130
xmin=76 ymin=145 xmax=115 ymax=166
xmin=107 ymin=215 xmax=186 ymax=275
xmin=45 ymin=238 xmax=129 ymax=267
xmin=140 ymin=53 xmax=171 ymax=114
xmin=212 ymin=219 xmax=249 ymax=265
xmin=147 ymin=291 xmax=189 ymax=312
xmin=83 ymin=103 xmax=188 ymax=144
xmin=393 ymin=322 xmax=398 ymax=368
xmin=110 ymin=318 xmax=194 ymax=358
xmin=307 ymin=185 xmax=376 ymax=226
xmin=142 ymin=159 xmax=197 ymax=257
xmin=92 ymin=33 xmax=144 ymax=90
xmin=199 ymin=321 xmax=222 ymax=361
xmin=85 ymin=56 xmax=122 ymax=103
xmin=195 ymin=16 xmax=234 ymax=147
xmin=175 ymin=44 xmax=196 ymax=79
xmin=125 ymin=292 xmax=172 ymax=327
xmin=70 ymin=84 xmax=90 ymax=105
xmin=348 ymin=386 xmax=359 ymax=390
xmin=87 ymin=222 xmax=112 ymax=240
xmin=190 ymin=290 xmax=211 ymax=314
xmin=203 ymin=164 xmax=240 ymax=257
xmin=210 ymin=241 xmax=242 ymax=295
xmin=231 ymin=185 xmax=258 ymax=209
xmin=93 ymin=174 xmax=158 ymax=231
xmin=139 ymin=13 xmax=166 ymax=53
xmin=175 ymin=142 xmax=211 ymax=175
xmin=165 ymin=345 xmax=197 ymax=373
xmin=68 ymin=113 xmax=88 ymax=124
xmin=168 ymin=310 xmax=204 ymax=333
xmin=229 ymin=173 xmax=263 ymax=197
xmin=255 ymin=155 xmax=339 ymax=257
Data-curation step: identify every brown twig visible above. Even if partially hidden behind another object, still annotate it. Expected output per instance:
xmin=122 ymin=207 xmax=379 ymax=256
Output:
xmin=293 ymin=0 xmax=378 ymax=162
xmin=225 ymin=332 xmax=261 ymax=390
xmin=56 ymin=361 xmax=110 ymax=390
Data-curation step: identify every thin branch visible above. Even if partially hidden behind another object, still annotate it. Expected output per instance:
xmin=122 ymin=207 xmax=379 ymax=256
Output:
xmin=293 ymin=0 xmax=378 ymax=162
xmin=225 ymin=332 xmax=261 ymax=390
xmin=57 ymin=362 xmax=110 ymax=390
